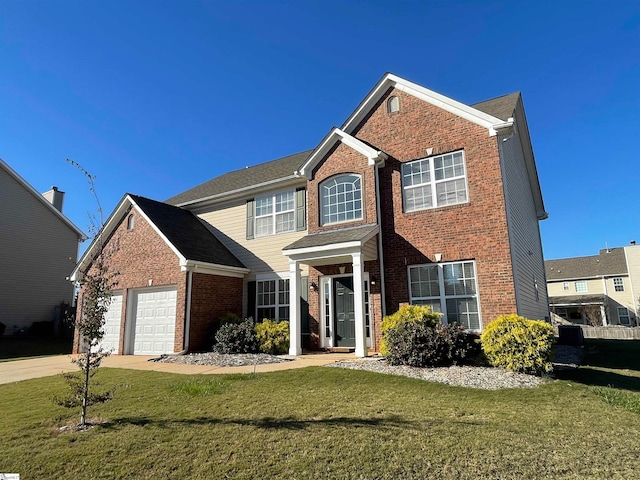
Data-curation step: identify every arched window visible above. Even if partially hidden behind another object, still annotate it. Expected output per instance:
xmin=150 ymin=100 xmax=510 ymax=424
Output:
xmin=387 ymin=95 xmax=400 ymax=114
xmin=127 ymin=213 xmax=135 ymax=231
xmin=320 ymin=174 xmax=362 ymax=225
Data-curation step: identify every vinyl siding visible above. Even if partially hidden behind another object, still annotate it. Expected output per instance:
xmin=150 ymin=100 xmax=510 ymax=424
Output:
xmin=196 ymin=200 xmax=309 ymax=278
xmin=0 ymin=168 xmax=81 ymax=332
xmin=625 ymin=245 xmax=640 ymax=319
xmin=499 ymin=107 xmax=549 ymax=321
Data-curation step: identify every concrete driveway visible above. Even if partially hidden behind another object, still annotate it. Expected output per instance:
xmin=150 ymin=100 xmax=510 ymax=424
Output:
xmin=0 ymin=353 xmax=355 ymax=385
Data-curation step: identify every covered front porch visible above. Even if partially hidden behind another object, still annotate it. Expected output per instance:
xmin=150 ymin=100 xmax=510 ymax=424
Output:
xmin=283 ymin=225 xmax=382 ymax=357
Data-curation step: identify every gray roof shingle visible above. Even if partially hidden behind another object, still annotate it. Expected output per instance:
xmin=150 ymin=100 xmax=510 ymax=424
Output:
xmin=130 ymin=195 xmax=245 ymax=269
xmin=545 ymin=248 xmax=628 ymax=281
xmin=471 ymin=92 xmax=521 ymax=121
xmin=166 ymin=150 xmax=312 ymax=206
xmin=284 ymin=224 xmax=378 ymax=250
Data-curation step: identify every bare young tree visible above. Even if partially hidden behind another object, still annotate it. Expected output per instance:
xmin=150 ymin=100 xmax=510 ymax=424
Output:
xmin=55 ymin=160 xmax=118 ymax=428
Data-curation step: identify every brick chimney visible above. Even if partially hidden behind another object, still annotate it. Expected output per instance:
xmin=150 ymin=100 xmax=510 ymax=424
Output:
xmin=43 ymin=186 xmax=65 ymax=212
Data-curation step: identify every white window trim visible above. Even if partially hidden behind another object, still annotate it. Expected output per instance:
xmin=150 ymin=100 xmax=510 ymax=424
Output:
xmin=575 ymin=280 xmax=588 ymax=293
xmin=320 ymin=174 xmax=363 ymax=226
xmin=254 ymin=189 xmax=296 ymax=238
xmin=407 ymin=260 xmax=482 ymax=332
xmin=613 ymin=277 xmax=625 ymax=292
xmin=256 ymin=272 xmax=290 ymax=321
xmin=618 ymin=307 xmax=630 ymax=325
xmin=562 ymin=282 xmax=569 ymax=291
xmin=402 ymin=150 xmax=469 ymax=213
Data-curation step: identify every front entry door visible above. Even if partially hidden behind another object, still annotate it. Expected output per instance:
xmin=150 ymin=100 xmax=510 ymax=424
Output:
xmin=334 ymin=276 xmax=356 ymax=347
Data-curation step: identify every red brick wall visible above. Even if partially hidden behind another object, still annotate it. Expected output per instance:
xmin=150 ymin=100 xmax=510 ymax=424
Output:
xmin=354 ymin=88 xmax=517 ymax=324
xmin=188 ymin=272 xmax=243 ymax=352
xmin=308 ymin=142 xmax=379 ymax=233
xmin=73 ymin=208 xmax=187 ymax=354
xmin=301 ymin=87 xmax=517 ymax=342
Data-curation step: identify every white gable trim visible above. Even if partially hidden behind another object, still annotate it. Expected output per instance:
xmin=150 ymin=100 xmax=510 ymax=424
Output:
xmin=0 ymin=158 xmax=87 ymax=240
xmin=341 ymin=73 xmax=512 ymax=137
xmin=297 ymin=128 xmax=388 ymax=180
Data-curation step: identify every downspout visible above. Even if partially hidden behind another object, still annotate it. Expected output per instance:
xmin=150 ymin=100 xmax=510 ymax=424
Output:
xmin=374 ymin=163 xmax=387 ymax=320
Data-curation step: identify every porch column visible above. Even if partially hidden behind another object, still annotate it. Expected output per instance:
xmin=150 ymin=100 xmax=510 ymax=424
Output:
xmin=601 ymin=305 xmax=608 ymax=326
xmin=352 ymin=252 xmax=367 ymax=357
xmin=289 ymin=259 xmax=302 ymax=356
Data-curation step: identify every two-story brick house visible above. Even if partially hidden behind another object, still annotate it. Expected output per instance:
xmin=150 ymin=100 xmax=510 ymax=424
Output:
xmin=72 ymin=73 xmax=549 ymax=357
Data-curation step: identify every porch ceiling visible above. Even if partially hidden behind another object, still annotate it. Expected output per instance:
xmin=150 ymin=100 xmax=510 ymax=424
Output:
xmin=549 ymin=294 xmax=606 ymax=306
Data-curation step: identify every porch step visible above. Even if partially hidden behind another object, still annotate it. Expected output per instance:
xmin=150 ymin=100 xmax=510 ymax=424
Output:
xmin=327 ymin=347 xmax=355 ymax=353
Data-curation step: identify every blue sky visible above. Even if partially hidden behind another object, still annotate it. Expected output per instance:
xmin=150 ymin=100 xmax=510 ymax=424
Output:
xmin=2 ymin=0 xmax=638 ymax=260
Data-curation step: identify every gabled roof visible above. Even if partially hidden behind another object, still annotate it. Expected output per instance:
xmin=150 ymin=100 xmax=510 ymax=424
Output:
xmin=0 ymin=158 xmax=86 ymax=240
xmin=545 ymin=248 xmax=628 ymax=281
xmin=71 ymin=194 xmax=248 ymax=281
xmin=297 ymin=128 xmax=388 ymax=180
xmin=166 ymin=150 xmax=311 ymax=207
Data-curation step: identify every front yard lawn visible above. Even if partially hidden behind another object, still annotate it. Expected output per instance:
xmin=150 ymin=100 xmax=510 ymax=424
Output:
xmin=1 ymin=361 xmax=640 ymax=479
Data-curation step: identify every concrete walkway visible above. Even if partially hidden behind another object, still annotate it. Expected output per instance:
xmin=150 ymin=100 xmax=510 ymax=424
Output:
xmin=0 ymin=352 xmax=356 ymax=385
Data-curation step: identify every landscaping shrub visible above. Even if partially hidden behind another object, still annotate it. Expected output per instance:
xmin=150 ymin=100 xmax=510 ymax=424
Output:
xmin=255 ymin=320 xmax=290 ymax=355
xmin=209 ymin=312 xmax=243 ymax=347
xmin=480 ymin=314 xmax=555 ymax=375
xmin=380 ymin=305 xmax=441 ymax=355
xmin=28 ymin=321 xmax=55 ymax=337
xmin=213 ymin=319 xmax=259 ymax=354
xmin=384 ymin=320 xmax=477 ymax=367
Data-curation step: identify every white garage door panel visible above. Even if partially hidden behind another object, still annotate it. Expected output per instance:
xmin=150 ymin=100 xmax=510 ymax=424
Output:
xmin=93 ymin=293 xmax=123 ymax=353
xmin=132 ymin=288 xmax=177 ymax=355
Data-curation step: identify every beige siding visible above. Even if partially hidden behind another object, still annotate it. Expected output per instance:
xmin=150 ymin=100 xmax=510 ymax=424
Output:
xmin=499 ymin=108 xmax=549 ymax=321
xmin=197 ymin=200 xmax=308 ymax=279
xmin=0 ymin=168 xmax=80 ymax=332
xmin=625 ymin=245 xmax=640 ymax=319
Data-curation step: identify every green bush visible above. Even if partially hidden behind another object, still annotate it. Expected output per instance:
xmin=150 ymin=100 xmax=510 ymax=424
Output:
xmin=255 ymin=320 xmax=290 ymax=355
xmin=384 ymin=320 xmax=477 ymax=367
xmin=380 ymin=305 xmax=441 ymax=355
xmin=209 ymin=312 xmax=243 ymax=346
xmin=213 ymin=319 xmax=259 ymax=354
xmin=480 ymin=314 xmax=555 ymax=375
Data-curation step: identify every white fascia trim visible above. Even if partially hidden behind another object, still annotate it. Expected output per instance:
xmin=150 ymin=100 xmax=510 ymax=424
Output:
xmin=180 ymin=260 xmax=250 ymax=278
xmin=70 ymin=194 xmax=135 ymax=282
xmin=175 ymin=175 xmax=302 ymax=209
xmin=298 ymin=128 xmax=387 ymax=180
xmin=341 ymin=73 xmax=508 ymax=137
xmin=0 ymin=158 xmax=87 ymax=240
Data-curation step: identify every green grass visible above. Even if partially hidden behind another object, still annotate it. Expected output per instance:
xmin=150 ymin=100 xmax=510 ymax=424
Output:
xmin=0 ymin=336 xmax=72 ymax=362
xmin=2 ymin=362 xmax=640 ymax=479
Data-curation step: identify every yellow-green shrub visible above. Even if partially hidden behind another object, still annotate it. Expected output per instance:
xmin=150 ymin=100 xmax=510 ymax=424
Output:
xmin=480 ymin=314 xmax=555 ymax=375
xmin=380 ymin=305 xmax=442 ymax=355
xmin=255 ymin=320 xmax=290 ymax=355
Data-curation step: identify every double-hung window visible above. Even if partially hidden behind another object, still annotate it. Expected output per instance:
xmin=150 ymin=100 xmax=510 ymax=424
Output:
xmin=575 ymin=281 xmax=588 ymax=293
xmin=408 ymin=261 xmax=480 ymax=330
xmin=256 ymin=278 xmax=290 ymax=320
xmin=255 ymin=191 xmax=295 ymax=237
xmin=402 ymin=150 xmax=468 ymax=212
xmin=618 ymin=307 xmax=630 ymax=325
xmin=320 ymin=174 xmax=362 ymax=225
xmin=613 ymin=277 xmax=624 ymax=292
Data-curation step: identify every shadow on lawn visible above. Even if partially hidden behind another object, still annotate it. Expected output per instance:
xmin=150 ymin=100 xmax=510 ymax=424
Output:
xmin=101 ymin=414 xmax=482 ymax=431
xmin=555 ymin=339 xmax=640 ymax=392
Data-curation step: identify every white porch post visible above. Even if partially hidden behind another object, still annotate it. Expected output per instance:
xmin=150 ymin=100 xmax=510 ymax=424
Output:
xmin=601 ymin=305 xmax=608 ymax=326
xmin=289 ymin=259 xmax=302 ymax=356
xmin=352 ymin=252 xmax=367 ymax=357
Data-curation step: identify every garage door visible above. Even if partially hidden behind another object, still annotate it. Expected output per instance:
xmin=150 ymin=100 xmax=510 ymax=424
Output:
xmin=131 ymin=287 xmax=177 ymax=355
xmin=92 ymin=293 xmax=122 ymax=353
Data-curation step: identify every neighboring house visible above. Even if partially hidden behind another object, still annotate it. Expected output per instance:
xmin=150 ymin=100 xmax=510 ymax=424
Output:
xmin=546 ymin=243 xmax=640 ymax=326
xmin=0 ymin=159 xmax=86 ymax=335
xmin=72 ymin=72 xmax=549 ymax=356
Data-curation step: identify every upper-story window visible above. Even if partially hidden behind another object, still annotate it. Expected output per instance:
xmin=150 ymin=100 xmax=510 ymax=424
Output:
xmin=562 ymin=282 xmax=570 ymax=291
xmin=402 ymin=150 xmax=468 ymax=212
xmin=575 ymin=280 xmax=588 ymax=293
xmin=387 ymin=95 xmax=400 ymax=114
xmin=255 ymin=191 xmax=295 ymax=237
xmin=613 ymin=277 xmax=624 ymax=292
xmin=246 ymin=189 xmax=306 ymax=239
xmin=127 ymin=214 xmax=135 ymax=231
xmin=320 ymin=174 xmax=362 ymax=225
